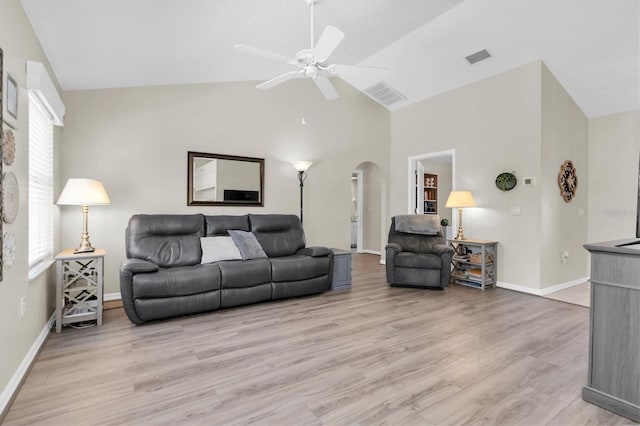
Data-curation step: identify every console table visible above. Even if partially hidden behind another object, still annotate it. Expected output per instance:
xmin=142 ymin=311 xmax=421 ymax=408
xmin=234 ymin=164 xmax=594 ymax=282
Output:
xmin=448 ymin=239 xmax=498 ymax=290
xmin=583 ymin=239 xmax=640 ymax=422
xmin=55 ymin=249 xmax=105 ymax=333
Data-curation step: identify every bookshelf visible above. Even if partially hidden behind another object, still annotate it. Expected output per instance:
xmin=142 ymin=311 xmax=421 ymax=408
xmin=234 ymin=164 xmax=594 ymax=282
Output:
xmin=423 ymin=173 xmax=438 ymax=214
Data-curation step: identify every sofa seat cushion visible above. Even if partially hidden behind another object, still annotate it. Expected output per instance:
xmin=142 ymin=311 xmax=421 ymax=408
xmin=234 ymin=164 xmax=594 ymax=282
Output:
xmin=394 ymin=252 xmax=442 ymax=269
xmin=132 ymin=263 xmax=220 ymax=298
xmin=270 ymin=255 xmax=330 ymax=282
xmin=219 ymin=258 xmax=271 ymax=289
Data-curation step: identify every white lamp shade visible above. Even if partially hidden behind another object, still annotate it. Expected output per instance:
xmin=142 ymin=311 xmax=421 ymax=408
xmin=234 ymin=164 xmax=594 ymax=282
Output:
xmin=57 ymin=178 xmax=111 ymax=205
xmin=292 ymin=161 xmax=313 ymax=172
xmin=445 ymin=191 xmax=476 ymax=208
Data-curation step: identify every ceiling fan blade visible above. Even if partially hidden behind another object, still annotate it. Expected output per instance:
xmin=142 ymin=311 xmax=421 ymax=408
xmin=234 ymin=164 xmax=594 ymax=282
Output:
xmin=313 ymin=25 xmax=345 ymax=63
xmin=234 ymin=44 xmax=296 ymax=65
xmin=257 ymin=70 xmax=303 ymax=89
xmin=313 ymin=76 xmax=339 ymax=100
xmin=328 ymin=64 xmax=389 ymax=79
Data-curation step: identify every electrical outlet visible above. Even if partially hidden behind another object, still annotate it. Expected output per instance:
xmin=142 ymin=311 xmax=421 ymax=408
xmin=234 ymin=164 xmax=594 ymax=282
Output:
xmin=20 ymin=296 xmax=26 ymax=316
xmin=561 ymin=251 xmax=569 ymax=264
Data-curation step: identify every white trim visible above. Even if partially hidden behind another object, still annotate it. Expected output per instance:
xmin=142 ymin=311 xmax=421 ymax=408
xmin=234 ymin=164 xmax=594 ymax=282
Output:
xmin=496 ymin=277 xmax=590 ymax=296
xmin=361 ymin=249 xmax=382 ymax=256
xmin=104 ymin=292 xmax=122 ymax=302
xmin=407 ymin=149 xmax=456 ymax=215
xmin=540 ymin=277 xmax=589 ymax=296
xmin=354 ymin=170 xmax=364 ymax=252
xmin=28 ymin=259 xmax=54 ymax=282
xmin=26 ymin=61 xmax=65 ymax=125
xmin=0 ymin=313 xmax=54 ymax=417
xmin=497 ymin=281 xmax=543 ymax=295
xmin=379 ymin=258 xmax=386 ymax=265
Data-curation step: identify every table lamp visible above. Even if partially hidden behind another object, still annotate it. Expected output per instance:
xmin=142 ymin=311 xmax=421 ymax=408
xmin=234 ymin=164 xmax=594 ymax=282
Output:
xmin=57 ymin=178 xmax=111 ymax=253
xmin=445 ymin=190 xmax=476 ymax=240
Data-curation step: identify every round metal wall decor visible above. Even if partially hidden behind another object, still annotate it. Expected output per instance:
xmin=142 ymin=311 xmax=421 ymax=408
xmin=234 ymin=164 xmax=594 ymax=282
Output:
xmin=558 ymin=160 xmax=577 ymax=202
xmin=495 ymin=172 xmax=517 ymax=191
xmin=2 ymin=172 xmax=19 ymax=223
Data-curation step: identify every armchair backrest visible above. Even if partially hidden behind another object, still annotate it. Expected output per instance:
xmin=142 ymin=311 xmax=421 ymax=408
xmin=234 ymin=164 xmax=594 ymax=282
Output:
xmin=388 ymin=216 xmax=445 ymax=253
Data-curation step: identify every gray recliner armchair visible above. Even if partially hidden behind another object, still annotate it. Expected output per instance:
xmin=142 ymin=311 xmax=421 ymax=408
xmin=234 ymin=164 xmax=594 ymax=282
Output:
xmin=385 ymin=215 xmax=454 ymax=289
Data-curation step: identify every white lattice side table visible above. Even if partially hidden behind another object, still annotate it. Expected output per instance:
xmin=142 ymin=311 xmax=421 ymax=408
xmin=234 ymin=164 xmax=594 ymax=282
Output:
xmin=55 ymin=248 xmax=105 ymax=333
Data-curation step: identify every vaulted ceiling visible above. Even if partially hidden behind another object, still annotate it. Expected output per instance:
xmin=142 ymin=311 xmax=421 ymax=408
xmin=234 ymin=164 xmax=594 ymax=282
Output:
xmin=21 ymin=0 xmax=639 ymax=117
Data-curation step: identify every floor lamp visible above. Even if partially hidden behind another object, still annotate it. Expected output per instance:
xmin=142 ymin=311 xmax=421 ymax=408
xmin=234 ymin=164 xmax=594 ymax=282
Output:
xmin=292 ymin=161 xmax=312 ymax=225
xmin=57 ymin=178 xmax=111 ymax=253
xmin=445 ymin=190 xmax=476 ymax=240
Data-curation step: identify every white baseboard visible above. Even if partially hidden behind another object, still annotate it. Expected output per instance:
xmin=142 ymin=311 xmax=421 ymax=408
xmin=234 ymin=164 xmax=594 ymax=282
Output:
xmin=360 ymin=249 xmax=381 ymax=256
xmin=497 ymin=281 xmax=543 ymax=295
xmin=497 ymin=277 xmax=590 ymax=296
xmin=540 ymin=277 xmax=589 ymax=296
xmin=104 ymin=292 xmax=122 ymax=302
xmin=0 ymin=313 xmax=54 ymax=418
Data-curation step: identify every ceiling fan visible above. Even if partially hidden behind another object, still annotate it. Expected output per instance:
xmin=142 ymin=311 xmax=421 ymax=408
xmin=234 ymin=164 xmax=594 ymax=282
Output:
xmin=234 ymin=0 xmax=388 ymax=100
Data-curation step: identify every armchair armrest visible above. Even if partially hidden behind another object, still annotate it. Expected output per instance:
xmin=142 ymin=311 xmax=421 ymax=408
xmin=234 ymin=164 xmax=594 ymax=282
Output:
xmin=431 ymin=244 xmax=454 ymax=256
xmin=385 ymin=243 xmax=402 ymax=255
xmin=297 ymin=246 xmax=332 ymax=257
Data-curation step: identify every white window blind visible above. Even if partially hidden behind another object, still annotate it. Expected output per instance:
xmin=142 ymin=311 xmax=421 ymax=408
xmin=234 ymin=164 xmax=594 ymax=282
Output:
xmin=28 ymin=92 xmax=54 ymax=271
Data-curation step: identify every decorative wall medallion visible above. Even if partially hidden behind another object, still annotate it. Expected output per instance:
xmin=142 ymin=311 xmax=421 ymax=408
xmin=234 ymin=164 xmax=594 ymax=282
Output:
xmin=558 ymin=160 xmax=578 ymax=202
xmin=2 ymin=171 xmax=19 ymax=223
xmin=2 ymin=128 xmax=15 ymax=165
xmin=3 ymin=231 xmax=15 ymax=268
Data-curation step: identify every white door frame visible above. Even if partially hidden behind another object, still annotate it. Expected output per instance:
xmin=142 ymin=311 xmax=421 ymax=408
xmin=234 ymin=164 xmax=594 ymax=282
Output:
xmin=354 ymin=170 xmax=364 ymax=252
xmin=407 ymin=149 xmax=456 ymax=225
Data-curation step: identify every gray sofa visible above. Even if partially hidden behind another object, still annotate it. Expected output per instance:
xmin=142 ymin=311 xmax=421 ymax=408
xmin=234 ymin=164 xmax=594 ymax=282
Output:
xmin=120 ymin=214 xmax=334 ymax=324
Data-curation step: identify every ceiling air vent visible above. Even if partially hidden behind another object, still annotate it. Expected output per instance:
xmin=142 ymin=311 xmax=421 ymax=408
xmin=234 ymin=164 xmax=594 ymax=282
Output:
xmin=364 ymin=81 xmax=407 ymax=107
xmin=465 ymin=49 xmax=492 ymax=65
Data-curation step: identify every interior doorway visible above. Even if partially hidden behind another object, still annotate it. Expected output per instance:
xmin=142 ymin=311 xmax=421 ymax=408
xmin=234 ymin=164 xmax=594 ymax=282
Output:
xmin=354 ymin=162 xmax=386 ymax=262
xmin=408 ymin=150 xmax=456 ymax=238
xmin=351 ymin=170 xmax=363 ymax=252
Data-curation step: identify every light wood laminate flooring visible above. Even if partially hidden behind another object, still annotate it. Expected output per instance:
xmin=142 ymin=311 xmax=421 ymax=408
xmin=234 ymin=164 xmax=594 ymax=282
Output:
xmin=3 ymin=254 xmax=633 ymax=425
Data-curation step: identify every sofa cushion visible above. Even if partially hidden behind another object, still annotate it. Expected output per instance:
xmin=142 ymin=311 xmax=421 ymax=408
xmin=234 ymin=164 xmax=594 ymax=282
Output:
xmin=126 ymin=214 xmax=205 ymax=267
xmin=132 ymin=263 xmax=221 ymax=298
xmin=200 ymin=236 xmax=242 ymax=263
xmin=219 ymin=258 xmax=271 ymax=289
xmin=394 ymin=252 xmax=442 ymax=269
xmin=205 ymin=215 xmax=250 ymax=236
xmin=270 ymin=255 xmax=330 ymax=282
xmin=228 ymin=230 xmax=268 ymax=260
xmin=249 ymin=214 xmax=305 ymax=257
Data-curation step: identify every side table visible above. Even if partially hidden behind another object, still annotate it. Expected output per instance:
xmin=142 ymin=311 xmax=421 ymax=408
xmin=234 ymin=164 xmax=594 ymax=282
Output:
xmin=448 ymin=239 xmax=498 ymax=290
xmin=331 ymin=249 xmax=352 ymax=291
xmin=55 ymin=248 xmax=105 ymax=333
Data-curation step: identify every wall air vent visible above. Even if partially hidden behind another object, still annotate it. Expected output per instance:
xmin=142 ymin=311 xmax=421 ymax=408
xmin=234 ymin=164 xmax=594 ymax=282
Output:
xmin=364 ymin=81 xmax=407 ymax=107
xmin=465 ymin=49 xmax=492 ymax=65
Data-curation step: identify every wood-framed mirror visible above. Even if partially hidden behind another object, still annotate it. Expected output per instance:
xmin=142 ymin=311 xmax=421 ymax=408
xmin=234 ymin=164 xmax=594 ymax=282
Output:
xmin=187 ymin=151 xmax=264 ymax=207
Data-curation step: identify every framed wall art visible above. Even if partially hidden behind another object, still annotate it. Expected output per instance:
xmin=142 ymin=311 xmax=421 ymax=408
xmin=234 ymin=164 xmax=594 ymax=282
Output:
xmin=7 ymin=73 xmax=17 ymax=120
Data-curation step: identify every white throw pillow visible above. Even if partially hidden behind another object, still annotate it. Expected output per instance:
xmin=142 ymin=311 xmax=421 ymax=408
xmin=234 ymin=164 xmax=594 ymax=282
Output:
xmin=200 ymin=236 xmax=242 ymax=263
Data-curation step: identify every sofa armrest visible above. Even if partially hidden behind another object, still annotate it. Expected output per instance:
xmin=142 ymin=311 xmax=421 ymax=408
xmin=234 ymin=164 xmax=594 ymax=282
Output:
xmin=297 ymin=246 xmax=333 ymax=257
xmin=120 ymin=259 xmax=159 ymax=325
xmin=121 ymin=258 xmax=159 ymax=274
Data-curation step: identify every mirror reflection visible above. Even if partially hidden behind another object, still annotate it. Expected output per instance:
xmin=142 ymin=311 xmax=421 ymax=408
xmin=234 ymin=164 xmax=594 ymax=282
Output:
xmin=188 ymin=152 xmax=264 ymax=206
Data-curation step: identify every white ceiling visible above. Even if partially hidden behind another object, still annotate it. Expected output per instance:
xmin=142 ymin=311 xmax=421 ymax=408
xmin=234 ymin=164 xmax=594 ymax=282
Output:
xmin=20 ymin=0 xmax=639 ymax=117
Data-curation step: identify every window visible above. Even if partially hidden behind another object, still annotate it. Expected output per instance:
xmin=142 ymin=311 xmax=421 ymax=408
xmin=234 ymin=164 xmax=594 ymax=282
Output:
xmin=28 ymin=92 xmax=54 ymax=276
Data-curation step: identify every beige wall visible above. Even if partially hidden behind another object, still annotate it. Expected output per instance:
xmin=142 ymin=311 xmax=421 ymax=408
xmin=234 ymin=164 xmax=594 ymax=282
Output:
xmin=391 ymin=61 xmax=543 ymax=290
xmin=0 ymin=0 xmax=62 ymax=411
xmin=588 ymin=110 xmax=640 ymax=243
xmin=540 ymin=64 xmax=589 ymax=287
xmin=61 ymin=79 xmax=390 ymax=295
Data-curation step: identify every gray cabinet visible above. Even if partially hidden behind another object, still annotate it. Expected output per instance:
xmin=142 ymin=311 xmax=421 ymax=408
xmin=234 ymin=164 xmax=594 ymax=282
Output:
xmin=583 ymin=240 xmax=640 ymax=423
xmin=331 ymin=249 xmax=352 ymax=291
